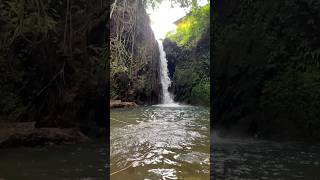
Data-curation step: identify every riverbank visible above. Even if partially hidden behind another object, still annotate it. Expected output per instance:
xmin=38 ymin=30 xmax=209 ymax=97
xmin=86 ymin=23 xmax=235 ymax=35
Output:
xmin=0 ymin=122 xmax=92 ymax=148
xmin=213 ymin=126 xmax=320 ymax=143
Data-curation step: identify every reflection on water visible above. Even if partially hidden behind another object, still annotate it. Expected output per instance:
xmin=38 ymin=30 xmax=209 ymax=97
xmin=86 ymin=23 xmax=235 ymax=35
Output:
xmin=110 ymin=105 xmax=210 ymax=180
xmin=212 ymin=132 xmax=320 ymax=179
xmin=0 ymin=140 xmax=107 ymax=180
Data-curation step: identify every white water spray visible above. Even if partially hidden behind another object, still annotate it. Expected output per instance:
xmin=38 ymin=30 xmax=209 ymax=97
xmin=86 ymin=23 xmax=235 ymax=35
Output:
xmin=157 ymin=39 xmax=174 ymax=104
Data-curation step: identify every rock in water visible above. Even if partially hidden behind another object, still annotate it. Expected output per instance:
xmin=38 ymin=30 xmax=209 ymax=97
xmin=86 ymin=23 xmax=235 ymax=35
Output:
xmin=0 ymin=122 xmax=91 ymax=148
xmin=110 ymin=100 xmax=137 ymax=109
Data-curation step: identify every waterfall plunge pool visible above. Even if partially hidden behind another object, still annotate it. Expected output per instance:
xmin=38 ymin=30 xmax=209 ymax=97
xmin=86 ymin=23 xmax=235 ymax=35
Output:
xmin=110 ymin=105 xmax=210 ymax=180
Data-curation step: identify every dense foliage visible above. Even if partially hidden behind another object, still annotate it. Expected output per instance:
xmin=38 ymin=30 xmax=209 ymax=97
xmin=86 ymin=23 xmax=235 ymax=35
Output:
xmin=110 ymin=0 xmax=161 ymax=104
xmin=0 ymin=0 xmax=107 ymax=131
xmin=213 ymin=0 xmax=320 ymax=140
xmin=164 ymin=4 xmax=210 ymax=106
xmin=166 ymin=4 xmax=209 ymax=47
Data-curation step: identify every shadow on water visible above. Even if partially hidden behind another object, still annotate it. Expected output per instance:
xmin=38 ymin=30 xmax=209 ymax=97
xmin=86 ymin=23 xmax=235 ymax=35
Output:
xmin=212 ymin=131 xmax=320 ymax=179
xmin=0 ymin=139 xmax=107 ymax=180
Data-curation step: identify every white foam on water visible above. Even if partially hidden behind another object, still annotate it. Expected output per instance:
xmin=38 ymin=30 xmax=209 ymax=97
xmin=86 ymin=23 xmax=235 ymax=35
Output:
xmin=152 ymin=103 xmax=191 ymax=108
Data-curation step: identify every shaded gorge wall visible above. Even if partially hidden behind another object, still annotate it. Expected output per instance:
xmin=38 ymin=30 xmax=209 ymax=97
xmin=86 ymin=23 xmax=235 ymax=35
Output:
xmin=0 ymin=0 xmax=108 ymax=134
xmin=163 ymin=4 xmax=210 ymax=106
xmin=213 ymin=0 xmax=320 ymax=140
xmin=110 ymin=0 xmax=161 ymax=105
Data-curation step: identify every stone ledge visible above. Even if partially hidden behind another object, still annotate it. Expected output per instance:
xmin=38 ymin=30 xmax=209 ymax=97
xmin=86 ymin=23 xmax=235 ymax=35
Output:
xmin=110 ymin=100 xmax=137 ymax=109
xmin=0 ymin=122 xmax=91 ymax=148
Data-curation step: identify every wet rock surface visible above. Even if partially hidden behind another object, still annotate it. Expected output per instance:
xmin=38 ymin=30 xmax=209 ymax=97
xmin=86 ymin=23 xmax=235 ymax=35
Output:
xmin=110 ymin=100 xmax=138 ymax=109
xmin=0 ymin=122 xmax=91 ymax=148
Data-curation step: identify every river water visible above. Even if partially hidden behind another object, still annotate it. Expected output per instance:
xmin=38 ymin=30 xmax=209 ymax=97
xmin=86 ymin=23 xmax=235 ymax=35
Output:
xmin=110 ymin=105 xmax=210 ymax=179
xmin=111 ymin=104 xmax=320 ymax=180
xmin=0 ymin=110 xmax=319 ymax=179
xmin=0 ymin=140 xmax=107 ymax=180
xmin=212 ymin=132 xmax=320 ymax=179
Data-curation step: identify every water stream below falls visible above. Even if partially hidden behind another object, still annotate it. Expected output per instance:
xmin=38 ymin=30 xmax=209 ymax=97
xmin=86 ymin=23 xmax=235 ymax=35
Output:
xmin=110 ymin=106 xmax=210 ymax=179
xmin=110 ymin=39 xmax=211 ymax=179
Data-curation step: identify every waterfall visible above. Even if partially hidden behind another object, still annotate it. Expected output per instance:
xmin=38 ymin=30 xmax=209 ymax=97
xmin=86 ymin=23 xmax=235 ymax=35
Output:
xmin=157 ymin=39 xmax=174 ymax=104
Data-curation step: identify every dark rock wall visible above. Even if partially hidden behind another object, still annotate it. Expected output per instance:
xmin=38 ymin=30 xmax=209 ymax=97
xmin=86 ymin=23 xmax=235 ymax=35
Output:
xmin=213 ymin=0 xmax=320 ymax=140
xmin=110 ymin=0 xmax=161 ymax=105
xmin=134 ymin=5 xmax=161 ymax=104
xmin=163 ymin=27 xmax=210 ymax=106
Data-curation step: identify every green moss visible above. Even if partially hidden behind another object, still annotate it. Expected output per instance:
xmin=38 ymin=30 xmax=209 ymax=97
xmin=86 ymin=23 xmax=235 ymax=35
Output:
xmin=191 ymin=80 xmax=210 ymax=105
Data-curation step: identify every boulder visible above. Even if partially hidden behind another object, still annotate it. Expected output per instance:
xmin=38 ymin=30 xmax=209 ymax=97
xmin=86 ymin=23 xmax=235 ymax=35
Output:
xmin=0 ymin=122 xmax=91 ymax=148
xmin=110 ymin=100 xmax=137 ymax=109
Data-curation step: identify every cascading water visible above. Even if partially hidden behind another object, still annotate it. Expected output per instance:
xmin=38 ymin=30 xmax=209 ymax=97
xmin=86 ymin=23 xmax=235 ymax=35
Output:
xmin=157 ymin=39 xmax=174 ymax=104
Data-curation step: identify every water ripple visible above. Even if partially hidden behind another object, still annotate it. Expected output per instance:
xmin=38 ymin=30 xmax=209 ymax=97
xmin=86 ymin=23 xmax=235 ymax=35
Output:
xmin=110 ymin=106 xmax=210 ymax=180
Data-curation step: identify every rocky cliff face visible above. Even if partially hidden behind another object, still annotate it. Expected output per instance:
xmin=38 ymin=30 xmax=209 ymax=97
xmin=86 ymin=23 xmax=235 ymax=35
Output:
xmin=161 ymin=4 xmax=210 ymax=106
xmin=0 ymin=0 xmax=108 ymax=132
xmin=110 ymin=0 xmax=161 ymax=105
xmin=163 ymin=27 xmax=210 ymax=106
